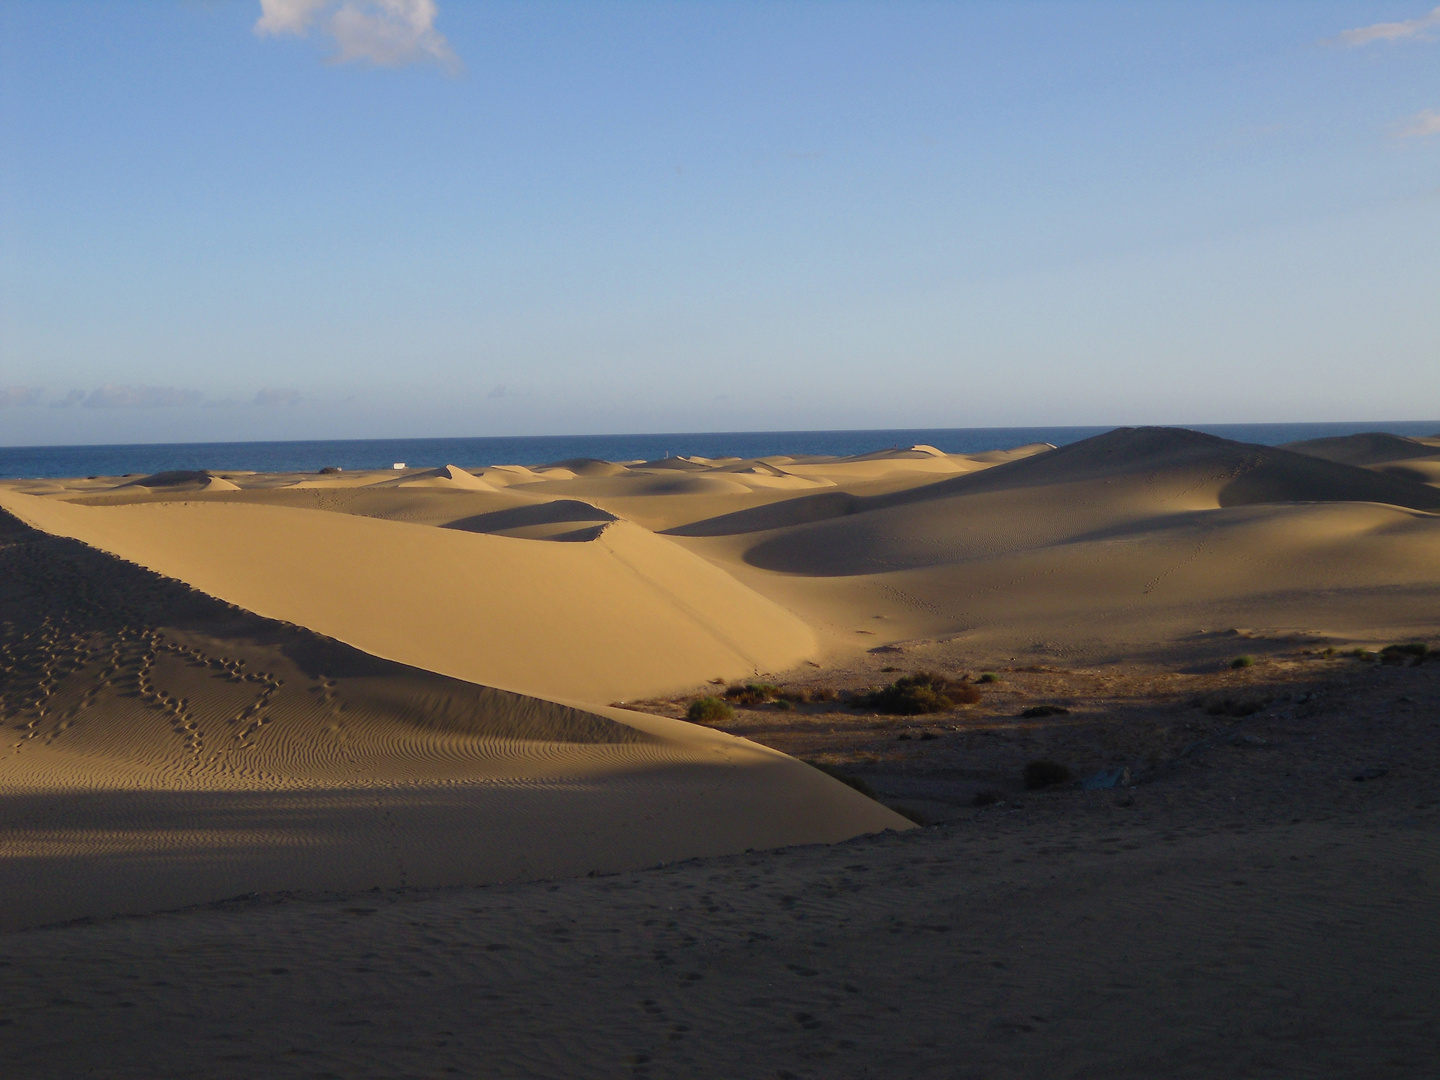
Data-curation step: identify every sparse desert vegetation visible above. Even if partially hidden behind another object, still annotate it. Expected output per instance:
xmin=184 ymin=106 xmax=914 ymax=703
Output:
xmin=853 ymin=671 xmax=981 ymax=714
xmin=686 ymin=696 xmax=734 ymax=722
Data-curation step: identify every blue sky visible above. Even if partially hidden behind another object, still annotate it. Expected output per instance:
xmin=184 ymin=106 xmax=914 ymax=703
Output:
xmin=1 ymin=1 xmax=1438 ymax=445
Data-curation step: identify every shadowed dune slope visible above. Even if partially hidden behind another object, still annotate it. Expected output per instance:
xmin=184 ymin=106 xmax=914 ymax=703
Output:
xmin=0 ymin=509 xmax=907 ymax=930
xmin=442 ymin=498 xmax=618 ymax=539
xmin=0 ymin=491 xmax=818 ymax=703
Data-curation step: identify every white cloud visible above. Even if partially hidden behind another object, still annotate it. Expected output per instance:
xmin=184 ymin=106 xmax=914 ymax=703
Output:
xmin=0 ymin=386 xmax=42 ymax=407
xmin=83 ymin=385 xmax=206 ymax=408
xmin=255 ymin=0 xmax=459 ymax=72
xmin=1393 ymin=108 xmax=1440 ymax=137
xmin=255 ymin=0 xmax=330 ymax=36
xmin=1339 ymin=6 xmax=1440 ymax=45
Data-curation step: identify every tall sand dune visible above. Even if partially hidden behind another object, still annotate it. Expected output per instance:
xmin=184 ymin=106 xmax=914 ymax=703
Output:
xmin=0 ymin=491 xmax=818 ymax=703
xmin=0 ymin=508 xmax=906 ymax=930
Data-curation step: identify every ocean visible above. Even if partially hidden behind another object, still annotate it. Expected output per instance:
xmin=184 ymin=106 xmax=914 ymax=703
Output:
xmin=2 ymin=422 xmax=1437 ymax=480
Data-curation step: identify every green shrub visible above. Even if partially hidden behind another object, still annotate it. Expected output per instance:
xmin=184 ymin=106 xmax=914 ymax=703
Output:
xmin=854 ymin=672 xmax=980 ymax=714
xmin=1230 ymin=655 xmax=1254 ymax=669
xmin=1351 ymin=648 xmax=1377 ymax=662
xmin=687 ymin=696 xmax=734 ymax=723
xmin=1023 ymin=759 xmax=1072 ymax=789
xmin=976 ymin=672 xmax=1000 ymax=684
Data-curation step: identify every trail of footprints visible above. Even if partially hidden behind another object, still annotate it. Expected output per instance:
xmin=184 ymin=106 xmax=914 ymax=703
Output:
xmin=3 ymin=623 xmax=289 ymax=763
xmin=0 ymin=533 xmax=302 ymax=768
xmin=135 ymin=635 xmax=287 ymax=759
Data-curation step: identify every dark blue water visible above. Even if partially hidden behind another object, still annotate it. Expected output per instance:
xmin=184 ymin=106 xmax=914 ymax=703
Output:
xmin=2 ymin=422 xmax=1437 ymax=479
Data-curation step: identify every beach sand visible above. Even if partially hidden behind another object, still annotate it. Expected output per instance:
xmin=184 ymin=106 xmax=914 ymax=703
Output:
xmin=3 ymin=426 xmax=1439 ymax=1075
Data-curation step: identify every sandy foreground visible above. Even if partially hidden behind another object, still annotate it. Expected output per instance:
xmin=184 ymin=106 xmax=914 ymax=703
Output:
xmin=3 ymin=426 xmax=1440 ymax=1076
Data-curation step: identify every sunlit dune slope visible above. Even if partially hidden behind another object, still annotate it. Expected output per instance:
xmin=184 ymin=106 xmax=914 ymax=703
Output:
xmin=667 ymin=428 xmax=1440 ymax=657
xmin=0 ymin=509 xmax=907 ymax=931
xmin=0 ymin=491 xmax=818 ymax=703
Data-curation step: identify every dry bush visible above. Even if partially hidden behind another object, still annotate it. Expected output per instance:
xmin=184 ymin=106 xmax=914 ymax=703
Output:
xmin=687 ymin=696 xmax=734 ymax=723
xmin=854 ymin=672 xmax=980 ymax=715
xmin=724 ymin=682 xmax=782 ymax=706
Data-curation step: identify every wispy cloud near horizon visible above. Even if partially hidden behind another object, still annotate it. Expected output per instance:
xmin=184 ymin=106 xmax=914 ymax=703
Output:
xmin=1339 ymin=5 xmax=1440 ymax=45
xmin=255 ymin=0 xmax=459 ymax=72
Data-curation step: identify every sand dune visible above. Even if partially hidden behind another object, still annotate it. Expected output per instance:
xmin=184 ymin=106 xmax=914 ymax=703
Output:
xmin=120 ymin=469 xmax=243 ymax=493
xmin=1284 ymin=431 xmax=1440 ymax=467
xmin=0 ymin=491 xmax=818 ymax=703
xmin=660 ymin=428 xmax=1440 ymax=658
xmin=1285 ymin=431 xmax=1440 ymax=490
xmin=442 ymin=498 xmax=619 ymax=541
xmin=377 ymin=463 xmax=499 ymax=491
xmin=0 ymin=508 xmax=905 ymax=930
xmin=739 ymin=427 xmax=1440 ymax=576
xmin=1375 ymin=460 xmax=1440 ymax=485
xmin=538 ymin=457 xmax=631 ymax=477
